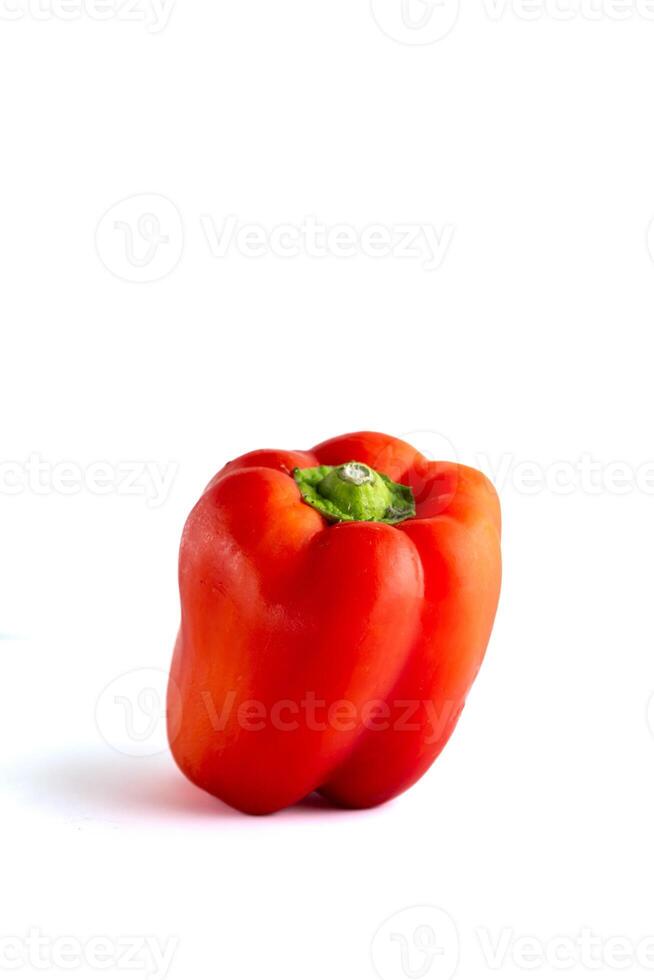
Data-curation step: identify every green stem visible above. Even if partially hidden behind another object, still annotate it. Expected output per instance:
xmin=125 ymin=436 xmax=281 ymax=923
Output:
xmin=293 ymin=461 xmax=415 ymax=525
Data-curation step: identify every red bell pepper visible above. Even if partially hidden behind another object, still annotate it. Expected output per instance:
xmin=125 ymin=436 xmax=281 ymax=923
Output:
xmin=168 ymin=431 xmax=501 ymax=815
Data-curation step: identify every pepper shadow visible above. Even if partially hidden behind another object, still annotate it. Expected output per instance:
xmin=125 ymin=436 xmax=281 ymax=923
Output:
xmin=8 ymin=748 xmax=356 ymax=823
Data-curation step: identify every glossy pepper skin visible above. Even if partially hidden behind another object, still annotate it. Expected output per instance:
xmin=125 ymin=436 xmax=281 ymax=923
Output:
xmin=168 ymin=431 xmax=501 ymax=815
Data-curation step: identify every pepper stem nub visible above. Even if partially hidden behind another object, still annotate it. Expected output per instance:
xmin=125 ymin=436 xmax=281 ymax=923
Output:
xmin=293 ymin=461 xmax=416 ymax=525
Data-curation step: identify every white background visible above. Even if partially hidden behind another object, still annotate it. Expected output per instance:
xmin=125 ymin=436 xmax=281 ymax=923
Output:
xmin=2 ymin=1 xmax=654 ymax=978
